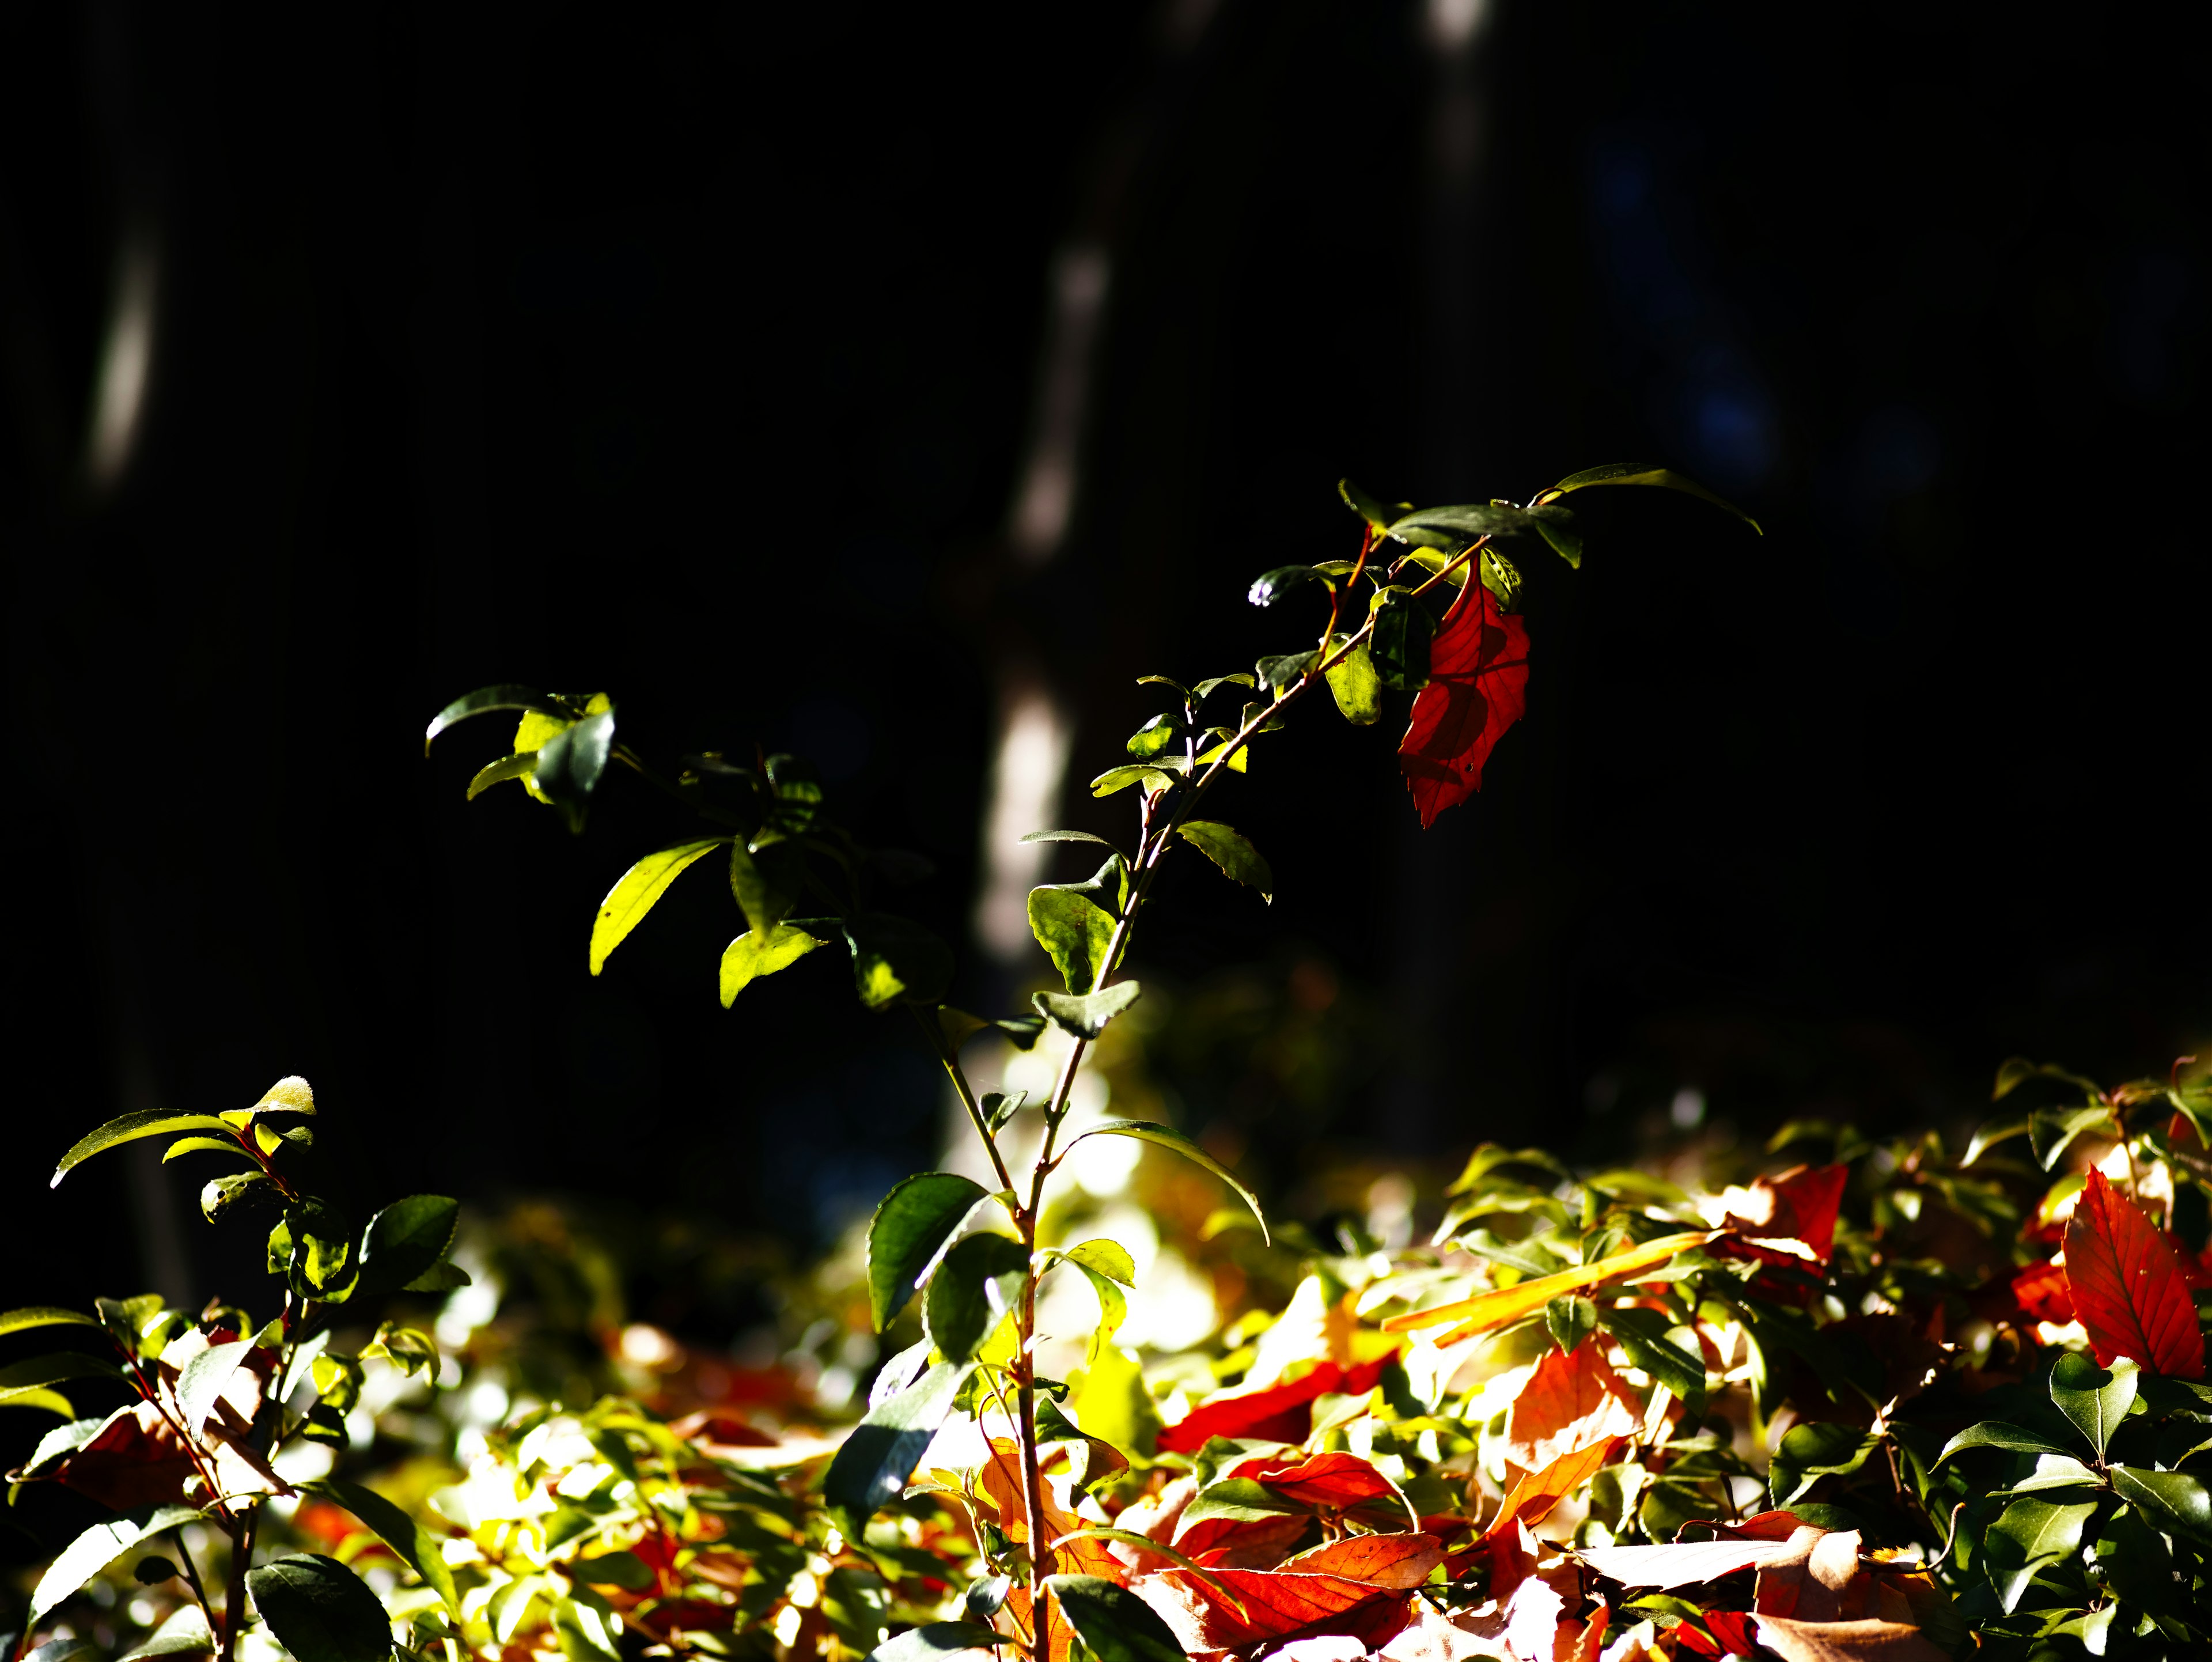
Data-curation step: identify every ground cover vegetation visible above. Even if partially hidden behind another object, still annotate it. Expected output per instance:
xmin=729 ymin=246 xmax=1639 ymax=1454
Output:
xmin=7 ymin=473 xmax=2209 ymax=1662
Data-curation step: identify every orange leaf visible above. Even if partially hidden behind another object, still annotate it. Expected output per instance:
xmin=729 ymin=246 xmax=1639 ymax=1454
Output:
xmin=2009 ymin=1258 xmax=2074 ymax=1324
xmin=1229 ymin=1449 xmax=1403 ymax=1512
xmin=1155 ymin=1355 xmax=1397 ymax=1453
xmin=1382 ymin=1231 xmax=1720 ymax=1345
xmin=1500 ymin=1342 xmax=1642 ymax=1478
xmin=1486 ymin=1438 xmax=1622 ymax=1540
xmin=1753 ymin=1614 xmax=1948 ymax=1662
xmin=1717 ymin=1165 xmax=1849 ymax=1267
xmin=977 ymin=1437 xmax=1126 ymax=1579
xmin=1139 ymin=1536 xmax=1442 ymax=1649
xmin=1399 ymin=579 xmax=1530 ymax=828
xmin=2062 ymin=1168 xmax=2206 ymax=1377
xmin=1277 ymin=1533 xmax=1442 ymax=1589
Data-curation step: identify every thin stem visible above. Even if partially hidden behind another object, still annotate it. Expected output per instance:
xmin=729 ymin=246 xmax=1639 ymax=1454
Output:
xmin=916 ymin=1008 xmax=1017 ymax=1199
xmin=173 ymin=1531 xmax=218 ymax=1637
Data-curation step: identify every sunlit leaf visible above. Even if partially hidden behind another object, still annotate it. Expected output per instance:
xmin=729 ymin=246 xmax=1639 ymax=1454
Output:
xmin=1033 ymin=980 xmax=1141 ymax=1040
xmin=2048 ymin=1351 xmax=2138 ymax=1459
xmin=588 ymin=839 xmax=724 ymax=975
xmin=866 ymin=1172 xmax=990 ymax=1331
xmin=1028 ymin=880 xmax=1119 ymax=995
xmin=0 ymin=1307 xmax=101 ymax=1338
xmin=465 ymin=752 xmax=540 ymax=800
xmin=301 ymin=1477 xmax=461 ymax=1617
xmin=1176 ymin=821 xmax=1273 ymax=903
xmin=925 ymin=1234 xmax=1028 ymax=1362
xmin=1321 ymin=637 xmax=1381 ymax=725
xmin=31 ymin=1506 xmax=202 ymax=1626
xmin=52 ymin=1111 xmax=239 ymax=1188
xmin=720 ymin=925 xmax=825 ymax=1005
xmin=823 ymin=1361 xmax=974 ymax=1525
xmin=423 ymin=684 xmax=562 ymax=754
xmin=2064 ymin=1168 xmax=2205 ymax=1377
xmin=1533 ymin=463 xmax=1762 ymax=535
xmin=1064 ymin=1120 xmax=1266 ymax=1242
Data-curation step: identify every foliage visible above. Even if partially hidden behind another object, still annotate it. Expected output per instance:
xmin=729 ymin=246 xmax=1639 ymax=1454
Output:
xmin=14 ymin=470 xmax=2207 ymax=1661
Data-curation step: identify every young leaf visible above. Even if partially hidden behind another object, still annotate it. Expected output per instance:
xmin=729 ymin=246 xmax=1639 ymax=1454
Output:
xmin=2064 ymin=1167 xmax=2206 ymax=1377
xmin=1062 ymin=1120 xmax=1267 ymax=1242
xmin=423 ymin=684 xmax=560 ymax=753
xmin=720 ymin=925 xmax=825 ymax=1005
xmin=1126 ymin=714 xmax=1179 ymax=759
xmin=1246 ymin=565 xmax=1332 ymax=607
xmin=1533 ymin=463 xmax=1763 ymax=535
xmin=301 ymin=1477 xmax=461 ymax=1617
xmin=464 ymin=752 xmax=540 ymax=800
xmin=866 ymin=1172 xmax=991 ymax=1331
xmin=1176 ymin=820 xmax=1274 ymax=902
xmin=923 ymin=1234 xmax=1028 ymax=1362
xmin=1027 ymin=884 xmax=1118 ymax=994
xmin=1398 ymin=577 xmax=1529 ymax=829
xmin=1382 ymin=1230 xmax=1717 ymax=1345
xmin=1020 ymin=829 xmax=1117 ymax=849
xmin=1033 ymin=980 xmax=1142 ymax=1040
xmin=1322 ymin=637 xmax=1382 ymax=725
xmin=2048 ymin=1351 xmax=2139 ymax=1459
xmin=844 ymin=914 xmax=953 ymax=1009
xmin=980 ymin=1090 xmax=1026 ymax=1132
xmin=1089 ymin=763 xmax=1177 ymax=799
xmin=1044 ymin=1576 xmax=1185 ymax=1662
xmin=29 ymin=1506 xmax=202 ymax=1627
xmin=52 ymin=1111 xmax=239 ymax=1188
xmin=532 ymin=707 xmax=616 ymax=832
xmin=589 ymin=839 xmax=724 ymax=975
xmin=1255 ymin=652 xmax=1318 ymax=692
xmin=0 ymin=1307 xmax=101 ymax=1338
xmin=823 ymin=1360 xmax=975 ymax=1524
xmin=354 ymin=1196 xmax=460 ymax=1298
xmin=245 ymin=1554 xmax=395 ymax=1662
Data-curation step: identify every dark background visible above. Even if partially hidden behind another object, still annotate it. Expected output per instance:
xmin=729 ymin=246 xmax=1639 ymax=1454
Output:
xmin=4 ymin=2 xmax=2205 ymax=1341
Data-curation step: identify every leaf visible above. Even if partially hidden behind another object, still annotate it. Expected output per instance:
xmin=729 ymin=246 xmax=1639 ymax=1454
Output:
xmin=1141 ymin=1536 xmax=1442 ymax=1650
xmin=162 ymin=1137 xmax=248 ymax=1164
xmin=1752 ymin=1615 xmax=1949 ymax=1662
xmin=823 ymin=1360 xmax=974 ymax=1524
xmin=1033 ymin=981 xmax=1141 ymax=1040
xmin=1126 ymin=714 xmax=1179 ymax=759
xmin=1320 ymin=638 xmax=1381 ymax=725
xmin=1576 ymin=1534 xmax=1813 ymax=1589
xmin=354 ymin=1195 xmax=460 ymax=1298
xmin=1229 ymin=1449 xmax=1402 ymax=1513
xmin=1936 ymin=1422 xmax=2069 ymax=1464
xmin=868 ymin=1623 xmax=1007 ymax=1662
xmin=2048 ymin=1351 xmax=2139 ymax=1459
xmin=1028 ymin=884 xmax=1119 ymax=995
xmin=1994 ymin=1055 xmax=2106 ymax=1101
xmin=1047 ymin=1576 xmax=1184 ymax=1662
xmin=1983 ymin=1496 xmax=2097 ymax=1614
xmin=1490 ymin=1437 xmax=1623 ymax=1538
xmin=174 ymin=1338 xmax=255 ymax=1437
xmin=980 ymin=1090 xmax=1027 ymax=1132
xmin=1534 ymin=463 xmax=1763 ymax=535
xmin=1173 ymin=820 xmax=1274 ymax=905
xmin=1255 ymin=651 xmax=1319 ymax=692
xmin=866 ymin=1172 xmax=990 ymax=1331
xmin=465 ymin=752 xmax=540 ymax=800
xmin=2063 ymin=1167 xmax=2206 ymax=1377
xmin=2108 ymin=1464 xmax=2212 ymax=1547
xmin=29 ymin=1505 xmax=201 ymax=1626
xmin=2029 ymin=1104 xmax=2111 ymax=1169
xmin=719 ymin=924 xmax=825 ymax=1005
xmin=302 ymin=1477 xmax=462 ymax=1617
xmin=1990 ymin=1453 xmax=2103 ymax=1497
xmin=1716 ymin=1164 xmax=1849 ymax=1265
xmin=0 ymin=1307 xmax=100 ymax=1338
xmin=533 ymin=707 xmax=616 ymax=832
xmin=725 ymin=841 xmax=784 ymax=936
xmin=1155 ymin=1354 xmax=1393 ymax=1453
xmin=1195 ymin=672 xmax=1257 ymax=701
xmin=1546 ymin=1295 xmax=1598 ymax=1356
xmin=1021 ymin=829 xmax=1116 ymax=848
xmin=586 ymin=840 xmax=723 ymax=975
xmin=1963 ymin=1117 xmax=2029 ymax=1165
xmin=52 ymin=1111 xmax=239 ymax=1187
xmin=1535 ymin=518 xmax=1584 ymax=569
xmin=1397 ymin=577 xmax=1529 ymax=829
xmin=118 ymin=1604 xmax=214 ymax=1661
xmin=1767 ymin=1422 xmax=1877 ymax=1506
xmin=247 ymin=1553 xmax=395 ymax=1662
xmin=1501 ymin=1341 xmax=1640 ymax=1475
xmin=0 ymin=1351 xmax=127 ymax=1405
xmin=1382 ymin=1229 xmax=1718 ymax=1345
xmin=1385 ymin=502 xmax=1545 ymax=546
xmin=1247 ymin=565 xmax=1332 ymax=607
xmin=1338 ymin=479 xmax=1410 ymax=534
xmin=924 ymin=1234 xmax=1028 ymax=1362
xmin=844 ymin=914 xmax=954 ymax=1009
xmin=1369 ymin=594 xmax=1432 ymax=691
xmin=1090 ymin=763 xmax=1177 ymax=799
xmin=1064 ymin=1120 xmax=1266 ymax=1241
xmin=423 ymin=684 xmax=561 ymax=752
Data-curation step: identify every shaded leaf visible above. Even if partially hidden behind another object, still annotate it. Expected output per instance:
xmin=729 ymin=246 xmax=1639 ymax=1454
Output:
xmin=845 ymin=914 xmax=954 ymax=1009
xmin=1385 ymin=502 xmax=1544 ymax=546
xmin=1753 ymin=1615 xmax=1947 ymax=1662
xmin=1545 ymin=1294 xmax=1598 ymax=1357
xmin=354 ymin=1195 xmax=460 ymax=1299
xmin=866 ymin=1172 xmax=990 ymax=1331
xmin=720 ymin=925 xmax=826 ymax=1005
xmin=1338 ymin=479 xmax=1410 ymax=535
xmin=1398 ymin=578 xmax=1529 ymax=829
xmin=1175 ymin=821 xmax=1273 ymax=904
xmin=533 ymin=707 xmax=616 ymax=832
xmin=1768 ymin=1422 xmax=1877 ymax=1506
xmin=0 ymin=1351 xmax=128 ymax=1406
xmin=31 ymin=1505 xmax=202 ymax=1626
xmin=2064 ymin=1167 xmax=2205 ymax=1377
xmin=1255 ymin=651 xmax=1319 ymax=692
xmin=1369 ymin=594 xmax=1432 ymax=691
xmin=1033 ymin=980 xmax=1141 ymax=1040
xmin=1535 ymin=463 xmax=1763 ymax=535
xmin=117 ymin=1604 xmax=214 ymax=1661
xmin=423 ymin=684 xmax=560 ymax=752
xmin=246 ymin=1553 xmax=393 ymax=1662
xmin=2048 ymin=1351 xmax=2138 ymax=1459
xmin=1247 ymin=565 xmax=1332 ymax=607
xmin=1065 ymin=1120 xmax=1266 ymax=1241
xmin=924 ymin=1234 xmax=1028 ymax=1362
xmin=824 ymin=1361 xmax=974 ymax=1524
xmin=1047 ymin=1576 xmax=1184 ymax=1662
xmin=726 ymin=841 xmax=787 ymax=937
xmin=302 ymin=1476 xmax=461 ymax=1617
xmin=1021 ymin=829 xmax=1116 ymax=848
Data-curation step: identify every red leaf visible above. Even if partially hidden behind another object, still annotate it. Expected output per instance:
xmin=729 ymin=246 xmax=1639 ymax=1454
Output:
xmin=1499 ymin=1342 xmax=1641 ymax=1478
xmin=1717 ymin=1164 xmax=1849 ymax=1267
xmin=1155 ymin=1356 xmax=1393 ymax=1453
xmin=1228 ymin=1449 xmax=1401 ymax=1512
xmin=1486 ymin=1437 xmax=1623 ymax=1541
xmin=54 ymin=1402 xmax=198 ymax=1512
xmin=1397 ymin=580 xmax=1529 ymax=828
xmin=1675 ymin=1610 xmax=1760 ymax=1658
xmin=2009 ymin=1258 xmax=2075 ymax=1324
xmin=1137 ymin=1535 xmax=1442 ymax=1649
xmin=2062 ymin=1168 xmax=2206 ymax=1378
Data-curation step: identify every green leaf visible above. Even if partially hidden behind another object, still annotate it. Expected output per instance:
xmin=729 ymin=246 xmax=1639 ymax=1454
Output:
xmin=1135 ymin=674 xmax=1190 ymax=698
xmin=1247 ymin=565 xmax=1332 ymax=607
xmin=866 ymin=1172 xmax=990 ymax=1331
xmin=0 ymin=1307 xmax=100 ymax=1338
xmin=727 ymin=841 xmax=789 ymax=936
xmin=30 ymin=1506 xmax=202 ymax=1626
xmin=1766 ymin=1421 xmax=1879 ymax=1506
xmin=1320 ymin=637 xmax=1381 ymax=725
xmin=924 ymin=1235 xmax=1028 ymax=1362
xmin=2110 ymin=1465 xmax=2212 ymax=1547
xmin=1602 ymin=1308 xmax=1707 ymax=1408
xmin=868 ymin=1623 xmax=1008 ymax=1662
xmin=1994 ymin=1056 xmax=2107 ymax=1101
xmin=52 ymin=1111 xmax=239 ymax=1187
xmin=0 ymin=1351 xmax=128 ymax=1406
xmin=1063 ymin=1239 xmax=1135 ymax=1286
xmin=175 ymin=1338 xmax=255 ymax=1436
xmin=1338 ymin=479 xmax=1410 ymax=535
xmin=13 ymin=1416 xmax=107 ymax=1478
xmin=1964 ymin=1117 xmax=2030 ymax=1165
xmin=302 ymin=1477 xmax=461 ymax=1618
xmin=844 ymin=914 xmax=953 ymax=1009
xmin=1535 ymin=517 xmax=1583 ymax=568
xmin=1181 ymin=1477 xmax=1305 ymax=1525
xmin=1990 ymin=1453 xmax=2103 ymax=1497
xmin=1546 ymin=1294 xmax=1597 ymax=1356
xmin=2049 ymin=1351 xmax=2138 ymax=1460
xmin=1369 ymin=592 xmax=1433 ymax=691
xmin=1033 ymin=982 xmax=1142 ymax=1040
xmin=161 ymin=1137 xmax=249 ymax=1164
xmin=354 ymin=1195 xmax=460 ymax=1299
xmin=1937 ymin=1422 xmax=2070 ymax=1464
xmin=2029 ymin=1104 xmax=2111 ymax=1169
xmin=551 ymin=1591 xmax=625 ymax=1662
xmin=1064 ymin=1120 xmax=1267 ymax=1243
xmin=824 ymin=1360 xmax=975 ymax=1525
xmin=589 ymin=839 xmax=724 ymax=975
xmin=199 ymin=1171 xmax=272 ymax=1222
xmin=1176 ymin=821 xmax=1273 ymax=903
xmin=1089 ymin=764 xmax=1176 ymax=800
xmin=464 ymin=752 xmax=540 ymax=800
xmin=1045 ymin=1576 xmax=1185 ymax=1662
xmin=1385 ymin=501 xmax=1545 ymax=547
xmin=533 ymin=707 xmax=616 ymax=832
xmin=1983 ymin=1497 xmax=2097 ymax=1615
xmin=424 ymin=684 xmax=560 ymax=753
xmin=247 ymin=1553 xmax=395 ymax=1662
xmin=118 ymin=1604 xmax=214 ymax=1661
xmin=1020 ymin=830 xmax=1117 ymax=849
xmin=720 ymin=925 xmax=827 ymax=1005
xmin=1194 ymin=673 xmax=1256 ymax=701
xmin=1534 ymin=463 xmax=1763 ymax=535
xmin=1051 ymin=1251 xmax=1128 ymax=1369
xmin=1255 ymin=651 xmax=1318 ymax=692
xmin=1028 ymin=885 xmax=1119 ymax=995
xmin=1126 ymin=714 xmax=1179 ymax=759
xmin=572 ymin=1550 xmax=652 ymax=1591
xmin=403 ymin=1261 xmax=471 ymax=1293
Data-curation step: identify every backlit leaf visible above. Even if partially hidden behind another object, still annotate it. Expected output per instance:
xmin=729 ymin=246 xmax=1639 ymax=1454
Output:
xmin=0 ymin=1352 xmax=129 ymax=1406
xmin=1534 ymin=464 xmax=1762 ymax=535
xmin=52 ymin=1111 xmax=238 ymax=1188
xmin=719 ymin=925 xmax=825 ymax=1005
xmin=1398 ymin=578 xmax=1529 ymax=828
xmin=1126 ymin=714 xmax=1178 ymax=759
xmin=1322 ymin=638 xmax=1381 ymax=724
xmin=0 ymin=1307 xmax=100 ymax=1338
xmin=823 ymin=1360 xmax=974 ymax=1525
xmin=1382 ymin=1229 xmax=1717 ymax=1343
xmin=423 ymin=684 xmax=560 ymax=753
xmin=465 ymin=752 xmax=539 ymax=800
xmin=589 ymin=839 xmax=724 ymax=975
xmin=31 ymin=1506 xmax=202 ymax=1626
xmin=925 ymin=1234 xmax=1028 ymax=1362
xmin=1089 ymin=764 xmax=1176 ymax=799
xmin=844 ymin=914 xmax=953 ymax=1009
xmin=1047 ymin=1576 xmax=1184 ymax=1662
xmin=1501 ymin=1340 xmax=1639 ymax=1475
xmin=354 ymin=1196 xmax=460 ymax=1299
xmin=1033 ymin=980 xmax=1141 ymax=1040
xmin=1064 ymin=1120 xmax=1266 ymax=1242
xmin=866 ymin=1172 xmax=990 ymax=1331
xmin=2063 ymin=1168 xmax=2205 ymax=1377
xmin=1028 ymin=881 xmax=1119 ymax=994
xmin=1255 ymin=651 xmax=1319 ymax=692
xmin=1176 ymin=821 xmax=1273 ymax=903
xmin=245 ymin=1553 xmax=394 ymax=1662
xmin=302 ymin=1477 xmax=461 ymax=1617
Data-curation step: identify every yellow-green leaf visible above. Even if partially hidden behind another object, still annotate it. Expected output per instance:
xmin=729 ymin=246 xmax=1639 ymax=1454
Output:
xmin=589 ymin=840 xmax=725 ymax=975
xmin=719 ymin=925 xmax=825 ymax=1006
xmin=1322 ymin=637 xmax=1381 ymax=725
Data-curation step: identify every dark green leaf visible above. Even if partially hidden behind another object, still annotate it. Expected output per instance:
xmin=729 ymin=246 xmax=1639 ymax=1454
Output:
xmin=1321 ymin=637 xmax=1381 ymax=725
xmin=354 ymin=1195 xmax=460 ymax=1299
xmin=572 ymin=1550 xmax=653 ymax=1591
xmin=1338 ymin=479 xmax=1410 ymax=535
xmin=1963 ymin=1117 xmax=2030 ymax=1165
xmin=30 ymin=1506 xmax=201 ymax=1626
xmin=924 ymin=1235 xmax=1028 ymax=1362
xmin=868 ymin=1623 xmax=1006 ymax=1662
xmin=403 ymin=1261 xmax=471 ymax=1293
xmin=824 ymin=1360 xmax=975 ymax=1524
xmin=586 ymin=841 xmax=723 ymax=975
xmin=1135 ymin=674 xmax=1189 ymax=698
xmin=1176 ymin=821 xmax=1273 ymax=903
xmin=1535 ymin=518 xmax=1583 ymax=569
xmin=980 ymin=1091 xmax=1027 ymax=1133
xmin=1193 ymin=673 xmax=1256 ymax=701
xmin=721 ymin=925 xmax=826 ymax=1005
xmin=1033 ymin=980 xmax=1142 ymax=1040
xmin=964 ymin=1577 xmax=1011 ymax=1620
xmin=1370 ymin=595 xmax=1432 ymax=691
xmin=1255 ymin=652 xmax=1318 ymax=692
xmin=1990 ymin=1454 xmax=2102 ymax=1497
xmin=1045 ymin=1576 xmax=1185 ymax=1662
xmin=13 ymin=1415 xmax=107 ymax=1478
xmin=52 ymin=1111 xmax=239 ymax=1188
xmin=1994 ymin=1056 xmax=2106 ymax=1101
xmin=1546 ymin=1295 xmax=1597 ymax=1356
xmin=1602 ymin=1308 xmax=1706 ymax=1406
xmin=994 ymin=1015 xmax=1047 ymax=1050
xmin=1385 ymin=502 xmax=1542 ymax=547
xmin=844 ymin=914 xmax=953 ymax=1009
xmin=533 ymin=708 xmax=616 ymax=832
xmin=2029 ymin=1104 xmax=2110 ymax=1169
xmin=866 ymin=1172 xmax=991 ymax=1331
xmin=2110 ymin=1465 xmax=2212 ymax=1547
xmin=464 ymin=753 xmax=539 ymax=801
xmin=424 ymin=684 xmax=561 ymax=754
xmin=1019 ymin=830 xmax=1116 ymax=848
xmin=0 ymin=1307 xmax=100 ymax=1338
xmin=0 ymin=1351 xmax=125 ymax=1409
xmin=199 ymin=1171 xmax=272 ymax=1222
xmin=2050 ymin=1352 xmax=2138 ymax=1460
xmin=1064 ymin=1120 xmax=1267 ymax=1243
xmin=1534 ymin=464 xmax=1762 ymax=535
xmin=1937 ymin=1422 xmax=2070 ymax=1464
xmin=1126 ymin=715 xmax=1179 ymax=759
xmin=246 ymin=1554 xmax=394 ymax=1662
xmin=302 ymin=1477 xmax=462 ymax=1617
xmin=1766 ymin=1421 xmax=1878 ymax=1506
xmin=1247 ymin=565 xmax=1332 ymax=607
xmin=1982 ymin=1497 xmax=2097 ymax=1614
